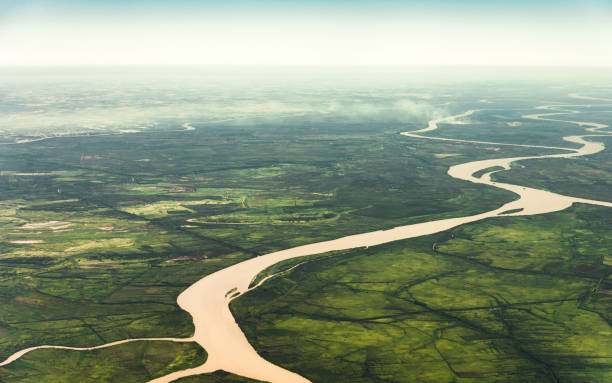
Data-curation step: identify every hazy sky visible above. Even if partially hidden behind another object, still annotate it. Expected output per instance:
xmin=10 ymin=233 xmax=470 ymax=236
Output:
xmin=1 ymin=0 xmax=611 ymax=67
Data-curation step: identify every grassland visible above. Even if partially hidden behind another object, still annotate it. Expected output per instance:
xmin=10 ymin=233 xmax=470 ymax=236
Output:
xmin=0 ymin=76 xmax=610 ymax=381
xmin=0 ymin=112 xmax=534 ymax=380
xmin=0 ymin=341 xmax=205 ymax=383
xmin=424 ymin=107 xmax=612 ymax=202
xmin=232 ymin=205 xmax=612 ymax=383
xmin=495 ymin=135 xmax=612 ymax=202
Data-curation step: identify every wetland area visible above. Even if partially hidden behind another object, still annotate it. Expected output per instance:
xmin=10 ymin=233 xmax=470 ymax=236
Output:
xmin=0 ymin=70 xmax=611 ymax=382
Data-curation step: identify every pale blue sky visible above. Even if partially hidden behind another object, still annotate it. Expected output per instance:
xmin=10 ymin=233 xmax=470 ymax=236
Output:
xmin=1 ymin=0 xmax=611 ymax=66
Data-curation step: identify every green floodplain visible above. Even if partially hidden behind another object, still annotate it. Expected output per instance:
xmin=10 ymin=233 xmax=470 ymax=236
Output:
xmin=0 ymin=70 xmax=610 ymax=382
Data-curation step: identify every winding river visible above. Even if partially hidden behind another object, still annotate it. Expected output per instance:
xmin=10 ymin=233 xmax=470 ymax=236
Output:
xmin=1 ymin=99 xmax=611 ymax=383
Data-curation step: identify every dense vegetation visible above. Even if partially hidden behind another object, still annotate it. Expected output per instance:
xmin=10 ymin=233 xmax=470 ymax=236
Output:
xmin=0 ymin=341 xmax=206 ymax=383
xmin=495 ymin=134 xmax=612 ymax=202
xmin=232 ymin=205 xmax=612 ymax=382
xmin=0 ymin=75 xmax=610 ymax=381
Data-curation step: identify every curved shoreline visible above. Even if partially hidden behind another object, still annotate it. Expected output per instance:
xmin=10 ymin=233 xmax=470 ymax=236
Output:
xmin=0 ymin=337 xmax=193 ymax=368
xmin=2 ymin=99 xmax=611 ymax=382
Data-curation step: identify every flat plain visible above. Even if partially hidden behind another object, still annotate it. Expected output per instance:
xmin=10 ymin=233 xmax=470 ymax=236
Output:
xmin=0 ymin=71 xmax=610 ymax=382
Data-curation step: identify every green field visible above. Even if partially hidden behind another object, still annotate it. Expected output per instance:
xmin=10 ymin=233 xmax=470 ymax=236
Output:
xmin=232 ymin=205 xmax=612 ymax=383
xmin=0 ymin=72 xmax=610 ymax=382
xmin=0 ymin=341 xmax=206 ymax=383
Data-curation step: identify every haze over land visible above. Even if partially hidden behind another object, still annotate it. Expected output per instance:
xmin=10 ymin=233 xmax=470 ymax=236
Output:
xmin=1 ymin=0 xmax=612 ymax=382
xmin=1 ymin=69 xmax=612 ymax=382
